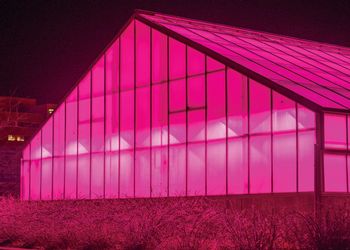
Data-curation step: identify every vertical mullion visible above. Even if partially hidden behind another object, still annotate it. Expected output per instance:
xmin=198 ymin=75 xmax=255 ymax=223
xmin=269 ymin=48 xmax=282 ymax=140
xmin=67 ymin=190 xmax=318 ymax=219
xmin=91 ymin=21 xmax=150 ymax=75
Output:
xmin=133 ymin=20 xmax=136 ymax=198
xmin=167 ymin=35 xmax=170 ymax=197
xmin=76 ymin=87 xmax=79 ymax=199
xmin=270 ymin=90 xmax=273 ymax=193
xmin=296 ymin=103 xmax=299 ymax=193
xmin=29 ymin=143 xmax=31 ymax=201
xmin=89 ymin=71 xmax=92 ymax=199
xmin=52 ymin=111 xmax=55 ymax=200
xmin=185 ymin=45 xmax=188 ymax=197
xmin=225 ymin=66 xmax=228 ymax=195
xmin=247 ymin=78 xmax=251 ymax=194
xmin=346 ymin=115 xmax=349 ymax=193
xmin=118 ymin=39 xmax=121 ymax=199
xmin=103 ymin=54 xmax=107 ymax=198
xmin=205 ymin=56 xmax=208 ymax=196
xmin=40 ymin=129 xmax=43 ymax=200
xmin=63 ymin=101 xmax=67 ymax=199
xmin=150 ymin=28 xmax=153 ymax=198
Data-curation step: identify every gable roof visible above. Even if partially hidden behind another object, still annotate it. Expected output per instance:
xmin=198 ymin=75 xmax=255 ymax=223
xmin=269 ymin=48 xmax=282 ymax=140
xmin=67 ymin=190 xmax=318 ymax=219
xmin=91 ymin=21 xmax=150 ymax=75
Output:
xmin=135 ymin=10 xmax=350 ymax=112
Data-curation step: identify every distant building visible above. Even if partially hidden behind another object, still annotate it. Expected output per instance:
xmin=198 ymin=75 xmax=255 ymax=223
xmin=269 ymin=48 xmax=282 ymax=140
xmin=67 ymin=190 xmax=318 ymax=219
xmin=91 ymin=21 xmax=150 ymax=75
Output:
xmin=0 ymin=96 xmax=55 ymax=196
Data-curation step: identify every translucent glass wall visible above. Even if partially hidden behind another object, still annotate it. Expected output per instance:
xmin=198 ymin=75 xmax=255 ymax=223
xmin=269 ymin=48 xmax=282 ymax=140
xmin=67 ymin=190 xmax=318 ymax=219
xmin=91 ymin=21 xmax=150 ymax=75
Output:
xmin=20 ymin=20 xmax=316 ymax=200
xmin=324 ymin=113 xmax=350 ymax=192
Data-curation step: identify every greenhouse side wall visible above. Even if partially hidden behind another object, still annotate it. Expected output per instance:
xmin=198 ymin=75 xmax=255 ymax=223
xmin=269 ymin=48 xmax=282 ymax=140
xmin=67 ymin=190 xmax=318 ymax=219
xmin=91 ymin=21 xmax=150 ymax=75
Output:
xmin=20 ymin=19 xmax=316 ymax=201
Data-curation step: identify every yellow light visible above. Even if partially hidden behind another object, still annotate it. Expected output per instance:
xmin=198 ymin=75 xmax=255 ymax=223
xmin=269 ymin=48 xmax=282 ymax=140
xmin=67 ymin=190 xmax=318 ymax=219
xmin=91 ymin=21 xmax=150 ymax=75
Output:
xmin=16 ymin=136 xmax=24 ymax=142
xmin=7 ymin=135 xmax=16 ymax=141
xmin=48 ymin=108 xmax=54 ymax=114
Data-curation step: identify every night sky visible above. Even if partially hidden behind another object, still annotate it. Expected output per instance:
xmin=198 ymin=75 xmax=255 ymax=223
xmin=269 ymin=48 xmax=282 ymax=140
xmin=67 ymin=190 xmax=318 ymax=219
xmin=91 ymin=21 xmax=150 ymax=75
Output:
xmin=1 ymin=0 xmax=350 ymax=104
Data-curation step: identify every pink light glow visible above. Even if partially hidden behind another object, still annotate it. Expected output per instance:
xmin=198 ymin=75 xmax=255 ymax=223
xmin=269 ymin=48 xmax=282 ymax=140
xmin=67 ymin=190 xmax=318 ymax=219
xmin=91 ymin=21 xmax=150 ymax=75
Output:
xmin=21 ymin=13 xmax=329 ymax=201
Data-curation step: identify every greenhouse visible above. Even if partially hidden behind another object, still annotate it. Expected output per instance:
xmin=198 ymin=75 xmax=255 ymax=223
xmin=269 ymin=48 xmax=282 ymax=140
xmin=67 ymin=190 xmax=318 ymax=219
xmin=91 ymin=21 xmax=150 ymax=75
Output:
xmin=21 ymin=10 xmax=350 ymax=201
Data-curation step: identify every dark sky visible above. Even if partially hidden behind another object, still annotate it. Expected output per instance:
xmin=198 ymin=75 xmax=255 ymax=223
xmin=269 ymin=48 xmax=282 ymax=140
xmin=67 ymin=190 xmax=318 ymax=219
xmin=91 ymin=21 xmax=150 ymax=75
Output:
xmin=1 ymin=0 xmax=350 ymax=104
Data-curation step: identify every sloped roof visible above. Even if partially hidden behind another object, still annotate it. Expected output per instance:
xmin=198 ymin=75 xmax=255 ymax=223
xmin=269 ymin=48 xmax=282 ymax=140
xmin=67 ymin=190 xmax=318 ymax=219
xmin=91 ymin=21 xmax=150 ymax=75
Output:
xmin=136 ymin=11 xmax=350 ymax=112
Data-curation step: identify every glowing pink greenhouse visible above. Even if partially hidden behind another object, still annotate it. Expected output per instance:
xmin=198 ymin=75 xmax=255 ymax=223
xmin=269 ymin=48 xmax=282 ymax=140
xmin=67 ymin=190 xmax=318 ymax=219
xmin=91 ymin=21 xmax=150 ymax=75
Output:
xmin=20 ymin=11 xmax=350 ymax=201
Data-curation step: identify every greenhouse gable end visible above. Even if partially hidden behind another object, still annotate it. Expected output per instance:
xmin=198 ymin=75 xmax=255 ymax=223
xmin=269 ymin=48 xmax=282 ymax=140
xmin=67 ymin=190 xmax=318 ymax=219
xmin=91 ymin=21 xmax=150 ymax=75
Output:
xmin=21 ymin=10 xmax=350 ymax=204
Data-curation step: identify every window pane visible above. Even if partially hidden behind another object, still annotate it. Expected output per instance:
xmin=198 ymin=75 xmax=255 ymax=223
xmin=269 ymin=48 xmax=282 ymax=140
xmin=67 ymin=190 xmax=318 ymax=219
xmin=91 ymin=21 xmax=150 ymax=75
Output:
xmin=298 ymin=130 xmax=315 ymax=191
xmin=207 ymin=141 xmax=226 ymax=195
xmin=105 ymin=40 xmax=119 ymax=198
xmin=187 ymin=47 xmax=205 ymax=76
xmin=136 ymin=21 xmax=150 ymax=87
xmin=91 ymin=58 xmax=105 ymax=198
xmin=169 ymin=38 xmax=186 ymax=80
xmin=120 ymin=20 xmax=134 ymax=90
xmin=228 ymin=137 xmax=248 ymax=194
xmin=273 ymin=133 xmax=296 ymax=192
xmin=227 ymin=69 xmax=248 ymax=137
xmin=152 ymin=29 xmax=167 ymax=83
xmin=120 ymin=89 xmax=134 ymax=198
xmin=41 ymin=119 xmax=53 ymax=200
xmin=188 ymin=75 xmax=205 ymax=108
xmin=250 ymin=135 xmax=271 ymax=193
xmin=324 ymin=154 xmax=347 ymax=192
xmin=324 ymin=113 xmax=347 ymax=149
xmin=297 ymin=104 xmax=315 ymax=129
xmin=188 ymin=110 xmax=205 ymax=143
xmin=21 ymin=145 xmax=30 ymax=200
xmin=169 ymin=79 xmax=186 ymax=112
xmin=136 ymin=87 xmax=150 ymax=148
xmin=135 ymin=149 xmax=150 ymax=197
xmin=250 ymin=80 xmax=271 ymax=134
xmin=272 ymin=91 xmax=297 ymax=192
xmin=207 ymin=57 xmax=224 ymax=72
xmin=77 ymin=73 xmax=91 ymax=199
xmin=169 ymin=144 xmax=186 ymax=196
xmin=169 ymin=113 xmax=186 ymax=145
xmin=65 ymin=88 xmax=78 ymax=199
xmin=30 ymin=132 xmax=41 ymax=200
xmin=151 ymin=83 xmax=168 ymax=197
xmin=207 ymin=71 xmax=226 ymax=140
xmin=53 ymin=104 xmax=65 ymax=199
xmin=188 ymin=143 xmax=205 ymax=196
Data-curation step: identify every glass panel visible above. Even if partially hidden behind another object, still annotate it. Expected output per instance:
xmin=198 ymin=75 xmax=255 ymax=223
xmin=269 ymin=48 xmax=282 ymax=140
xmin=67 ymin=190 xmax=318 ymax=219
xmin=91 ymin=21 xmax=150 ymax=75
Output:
xmin=207 ymin=70 xmax=226 ymax=140
xmin=298 ymin=130 xmax=315 ymax=191
xmin=152 ymin=29 xmax=168 ymax=83
xmin=188 ymin=75 xmax=205 ymax=108
xmin=120 ymin=150 xmax=134 ymax=198
xmin=135 ymin=149 xmax=150 ymax=197
xmin=187 ymin=46 xmax=205 ymax=76
xmin=120 ymin=20 xmax=134 ymax=91
xmin=136 ymin=21 xmax=150 ymax=87
xmin=250 ymin=80 xmax=271 ymax=134
xmin=30 ymin=132 xmax=41 ymax=200
xmin=188 ymin=110 xmax=205 ymax=143
xmin=169 ymin=112 xmax=186 ymax=145
xmin=169 ymin=38 xmax=186 ymax=80
xmin=207 ymin=140 xmax=226 ymax=195
xmin=91 ymin=58 xmax=105 ymax=198
xmin=273 ymin=92 xmax=297 ymax=192
xmin=250 ymin=135 xmax=271 ymax=193
xmin=228 ymin=137 xmax=248 ymax=194
xmin=53 ymin=104 xmax=65 ymax=199
xmin=41 ymin=119 xmax=53 ymax=200
xmin=324 ymin=113 xmax=347 ymax=149
xmin=169 ymin=79 xmax=186 ymax=112
xmin=188 ymin=143 xmax=205 ymax=196
xmin=151 ymin=83 xmax=168 ymax=197
xmin=227 ymin=69 xmax=248 ymax=137
xmin=136 ymin=87 xmax=150 ymax=148
xmin=65 ymin=88 xmax=78 ymax=199
xmin=21 ymin=145 xmax=30 ymax=200
xmin=207 ymin=57 xmax=224 ymax=72
xmin=169 ymin=144 xmax=186 ymax=196
xmin=77 ymin=73 xmax=91 ymax=199
xmin=105 ymin=40 xmax=119 ymax=198
xmin=324 ymin=154 xmax=347 ymax=192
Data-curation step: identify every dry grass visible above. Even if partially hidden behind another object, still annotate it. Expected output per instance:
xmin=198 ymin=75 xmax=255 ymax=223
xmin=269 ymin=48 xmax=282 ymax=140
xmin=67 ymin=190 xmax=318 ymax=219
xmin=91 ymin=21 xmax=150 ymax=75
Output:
xmin=0 ymin=196 xmax=349 ymax=249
